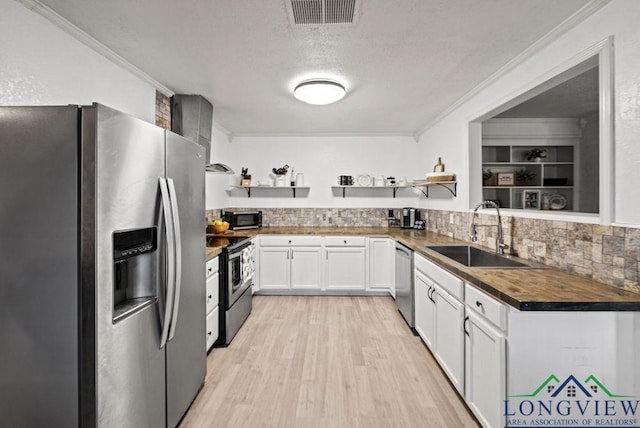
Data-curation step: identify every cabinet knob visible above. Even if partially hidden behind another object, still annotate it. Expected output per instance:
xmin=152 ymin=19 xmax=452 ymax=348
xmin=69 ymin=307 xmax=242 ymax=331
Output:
xmin=476 ymin=301 xmax=483 ymax=308
xmin=289 ymin=240 xmax=292 ymax=244
xmin=207 ymin=331 xmax=212 ymax=336
xmin=208 ymin=295 xmax=212 ymax=300
xmin=344 ymin=240 xmax=347 ymax=244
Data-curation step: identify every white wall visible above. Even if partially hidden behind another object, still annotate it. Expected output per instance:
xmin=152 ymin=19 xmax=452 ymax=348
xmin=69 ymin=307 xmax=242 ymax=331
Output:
xmin=206 ymin=135 xmax=443 ymax=209
xmin=205 ymin=123 xmax=233 ymax=210
xmin=418 ymin=0 xmax=640 ymax=227
xmin=0 ymin=0 xmax=155 ymax=122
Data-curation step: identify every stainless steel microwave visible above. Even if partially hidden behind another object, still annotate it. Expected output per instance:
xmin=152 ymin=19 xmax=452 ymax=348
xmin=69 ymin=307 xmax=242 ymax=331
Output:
xmin=222 ymin=210 xmax=262 ymax=230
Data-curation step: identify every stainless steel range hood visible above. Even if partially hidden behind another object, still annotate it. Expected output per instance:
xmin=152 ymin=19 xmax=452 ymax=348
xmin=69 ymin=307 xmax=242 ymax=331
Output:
xmin=171 ymin=94 xmax=234 ymax=174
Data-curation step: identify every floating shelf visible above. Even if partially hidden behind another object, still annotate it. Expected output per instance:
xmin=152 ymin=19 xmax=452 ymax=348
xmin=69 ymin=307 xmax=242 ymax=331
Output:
xmin=229 ymin=185 xmax=310 ymax=198
xmin=332 ymin=181 xmax=457 ymax=198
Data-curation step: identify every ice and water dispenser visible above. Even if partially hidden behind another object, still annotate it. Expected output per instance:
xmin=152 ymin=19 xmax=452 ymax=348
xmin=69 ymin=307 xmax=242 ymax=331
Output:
xmin=112 ymin=227 xmax=158 ymax=323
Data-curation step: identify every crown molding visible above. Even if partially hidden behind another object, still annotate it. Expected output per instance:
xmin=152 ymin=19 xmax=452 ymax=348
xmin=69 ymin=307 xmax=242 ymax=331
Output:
xmin=17 ymin=0 xmax=174 ymax=97
xmin=228 ymin=131 xmax=417 ymax=143
xmin=415 ymin=0 xmax=611 ymax=137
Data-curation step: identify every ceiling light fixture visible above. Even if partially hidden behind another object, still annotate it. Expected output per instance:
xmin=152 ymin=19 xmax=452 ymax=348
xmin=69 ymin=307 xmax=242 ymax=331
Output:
xmin=293 ymin=80 xmax=346 ymax=105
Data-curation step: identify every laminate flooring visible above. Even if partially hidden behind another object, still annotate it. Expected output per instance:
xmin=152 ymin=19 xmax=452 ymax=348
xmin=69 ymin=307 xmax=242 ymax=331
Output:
xmin=181 ymin=296 xmax=480 ymax=428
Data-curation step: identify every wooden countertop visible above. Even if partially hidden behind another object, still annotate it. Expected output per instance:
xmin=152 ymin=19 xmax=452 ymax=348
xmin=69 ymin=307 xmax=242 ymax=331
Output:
xmin=206 ymin=246 xmax=222 ymax=260
xmin=206 ymin=226 xmax=640 ymax=311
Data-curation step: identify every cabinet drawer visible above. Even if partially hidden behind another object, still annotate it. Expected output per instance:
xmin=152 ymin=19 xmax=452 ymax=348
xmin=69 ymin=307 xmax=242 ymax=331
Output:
xmin=415 ymin=254 xmax=463 ymax=300
xmin=206 ymin=271 xmax=219 ymax=313
xmin=324 ymin=236 xmax=366 ymax=246
xmin=465 ymin=283 xmax=506 ymax=331
xmin=206 ymin=257 xmax=219 ymax=278
xmin=260 ymin=235 xmax=323 ymax=246
xmin=206 ymin=306 xmax=219 ymax=351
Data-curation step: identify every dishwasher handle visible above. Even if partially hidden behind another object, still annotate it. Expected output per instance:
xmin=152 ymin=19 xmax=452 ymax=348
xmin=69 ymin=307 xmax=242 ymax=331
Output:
xmin=395 ymin=243 xmax=412 ymax=257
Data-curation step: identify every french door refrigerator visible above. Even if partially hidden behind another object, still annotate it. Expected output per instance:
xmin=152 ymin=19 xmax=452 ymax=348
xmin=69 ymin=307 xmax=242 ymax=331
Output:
xmin=0 ymin=104 xmax=206 ymax=427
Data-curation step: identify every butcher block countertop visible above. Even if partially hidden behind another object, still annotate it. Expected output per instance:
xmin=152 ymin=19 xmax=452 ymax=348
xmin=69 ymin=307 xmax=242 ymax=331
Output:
xmin=206 ymin=227 xmax=640 ymax=311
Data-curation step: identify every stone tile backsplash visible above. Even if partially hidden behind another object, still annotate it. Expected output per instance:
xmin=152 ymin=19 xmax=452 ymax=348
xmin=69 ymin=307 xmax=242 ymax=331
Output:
xmin=208 ymin=208 xmax=391 ymax=228
xmin=208 ymin=207 xmax=639 ymax=293
xmin=155 ymin=91 xmax=171 ymax=130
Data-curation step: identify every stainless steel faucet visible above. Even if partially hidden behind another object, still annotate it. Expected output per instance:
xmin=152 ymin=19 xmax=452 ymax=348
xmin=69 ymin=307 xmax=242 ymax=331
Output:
xmin=470 ymin=200 xmax=509 ymax=255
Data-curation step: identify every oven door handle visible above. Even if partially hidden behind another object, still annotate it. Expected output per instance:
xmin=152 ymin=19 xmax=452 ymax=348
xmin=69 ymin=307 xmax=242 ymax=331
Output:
xmin=159 ymin=177 xmax=175 ymax=349
xmin=167 ymin=178 xmax=182 ymax=341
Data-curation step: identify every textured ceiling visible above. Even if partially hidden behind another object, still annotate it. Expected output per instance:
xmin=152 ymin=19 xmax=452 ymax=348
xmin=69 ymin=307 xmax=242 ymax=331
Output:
xmin=37 ymin=0 xmax=593 ymax=136
xmin=496 ymin=66 xmax=599 ymax=119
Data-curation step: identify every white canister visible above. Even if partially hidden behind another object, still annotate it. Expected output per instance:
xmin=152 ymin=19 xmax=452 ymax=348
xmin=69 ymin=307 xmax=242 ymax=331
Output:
xmin=295 ymin=173 xmax=304 ymax=187
xmin=275 ymin=176 xmax=286 ymax=187
xmin=375 ymin=175 xmax=385 ymax=186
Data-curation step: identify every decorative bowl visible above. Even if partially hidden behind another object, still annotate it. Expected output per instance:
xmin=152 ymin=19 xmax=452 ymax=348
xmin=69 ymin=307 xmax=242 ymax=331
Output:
xmin=208 ymin=223 xmax=229 ymax=234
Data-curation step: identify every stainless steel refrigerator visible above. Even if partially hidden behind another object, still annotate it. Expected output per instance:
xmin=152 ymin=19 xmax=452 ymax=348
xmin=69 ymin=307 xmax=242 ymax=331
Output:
xmin=0 ymin=104 xmax=206 ymax=427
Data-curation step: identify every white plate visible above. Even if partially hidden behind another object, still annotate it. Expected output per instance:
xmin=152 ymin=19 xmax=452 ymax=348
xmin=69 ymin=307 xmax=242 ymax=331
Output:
xmin=357 ymin=174 xmax=372 ymax=186
xmin=549 ymin=194 xmax=568 ymax=210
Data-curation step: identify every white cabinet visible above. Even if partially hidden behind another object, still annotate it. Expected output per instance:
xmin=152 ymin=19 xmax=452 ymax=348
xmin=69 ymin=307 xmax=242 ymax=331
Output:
xmin=290 ymin=247 xmax=323 ymax=289
xmin=205 ymin=257 xmax=220 ymax=351
xmin=251 ymin=237 xmax=259 ymax=293
xmin=433 ymin=284 xmax=465 ymax=393
xmin=367 ymin=237 xmax=395 ymax=295
xmin=414 ymin=269 xmax=435 ymax=350
xmin=259 ymin=236 xmax=322 ymax=291
xmin=465 ymin=285 xmax=506 ymax=428
xmin=325 ymin=236 xmax=366 ymax=290
xmin=414 ymin=253 xmax=465 ymax=394
xmin=259 ymin=246 xmax=290 ymax=289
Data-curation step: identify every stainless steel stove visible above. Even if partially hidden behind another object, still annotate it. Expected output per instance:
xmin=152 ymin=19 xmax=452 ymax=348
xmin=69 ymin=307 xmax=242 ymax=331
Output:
xmin=206 ymin=236 xmax=254 ymax=345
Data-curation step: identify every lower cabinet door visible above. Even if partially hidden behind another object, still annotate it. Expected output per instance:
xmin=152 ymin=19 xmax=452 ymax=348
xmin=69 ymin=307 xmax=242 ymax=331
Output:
xmin=259 ymin=247 xmax=290 ymax=289
xmin=414 ymin=270 xmax=435 ymax=351
xmin=206 ymin=306 xmax=219 ymax=351
xmin=325 ymin=247 xmax=366 ymax=290
xmin=368 ymin=237 xmax=394 ymax=293
xmin=465 ymin=309 xmax=506 ymax=428
xmin=290 ymin=247 xmax=322 ymax=289
xmin=434 ymin=285 xmax=465 ymax=394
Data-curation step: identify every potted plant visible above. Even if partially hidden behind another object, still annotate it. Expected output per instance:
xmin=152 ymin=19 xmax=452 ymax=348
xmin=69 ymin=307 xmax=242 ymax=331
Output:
xmin=515 ymin=168 xmax=537 ymax=186
xmin=525 ymin=148 xmax=547 ymax=162
xmin=482 ymin=168 xmax=494 ymax=186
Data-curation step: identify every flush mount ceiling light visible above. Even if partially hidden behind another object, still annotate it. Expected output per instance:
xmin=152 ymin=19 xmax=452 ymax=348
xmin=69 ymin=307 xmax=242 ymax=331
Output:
xmin=293 ymin=80 xmax=346 ymax=105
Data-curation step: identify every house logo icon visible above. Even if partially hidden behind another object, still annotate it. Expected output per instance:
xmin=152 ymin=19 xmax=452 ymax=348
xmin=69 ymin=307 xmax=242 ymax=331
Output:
xmin=511 ymin=374 xmax=633 ymax=400
xmin=505 ymin=374 xmax=639 ymax=428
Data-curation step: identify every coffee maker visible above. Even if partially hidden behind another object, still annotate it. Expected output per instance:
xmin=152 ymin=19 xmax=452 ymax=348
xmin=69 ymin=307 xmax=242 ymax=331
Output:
xmin=401 ymin=208 xmax=420 ymax=229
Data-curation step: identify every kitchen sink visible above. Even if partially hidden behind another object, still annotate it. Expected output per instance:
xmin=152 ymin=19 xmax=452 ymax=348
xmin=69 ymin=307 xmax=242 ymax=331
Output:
xmin=427 ymin=245 xmax=531 ymax=268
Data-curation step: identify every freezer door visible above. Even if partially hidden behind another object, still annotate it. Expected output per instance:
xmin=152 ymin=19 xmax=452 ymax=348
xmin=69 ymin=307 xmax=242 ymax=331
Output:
xmin=88 ymin=105 xmax=167 ymax=427
xmin=0 ymin=106 xmax=80 ymax=427
xmin=165 ymin=131 xmax=206 ymax=427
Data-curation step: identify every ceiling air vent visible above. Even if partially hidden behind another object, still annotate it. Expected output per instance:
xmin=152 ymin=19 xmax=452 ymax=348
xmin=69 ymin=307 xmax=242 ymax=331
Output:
xmin=287 ymin=0 xmax=358 ymax=26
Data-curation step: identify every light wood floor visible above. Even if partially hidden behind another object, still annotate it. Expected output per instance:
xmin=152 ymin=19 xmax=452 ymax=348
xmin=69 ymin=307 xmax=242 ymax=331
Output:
xmin=181 ymin=296 xmax=480 ymax=428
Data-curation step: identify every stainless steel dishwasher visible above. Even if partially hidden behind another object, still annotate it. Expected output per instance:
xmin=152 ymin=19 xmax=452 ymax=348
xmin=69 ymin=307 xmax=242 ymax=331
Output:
xmin=395 ymin=242 xmax=414 ymax=328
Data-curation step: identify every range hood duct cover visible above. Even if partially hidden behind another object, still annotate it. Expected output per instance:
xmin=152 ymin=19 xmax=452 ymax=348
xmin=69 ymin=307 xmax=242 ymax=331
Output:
xmin=171 ymin=94 xmax=234 ymax=174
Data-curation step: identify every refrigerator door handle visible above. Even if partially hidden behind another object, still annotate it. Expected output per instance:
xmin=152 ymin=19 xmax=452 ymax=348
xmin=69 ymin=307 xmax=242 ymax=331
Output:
xmin=159 ymin=177 xmax=176 ymax=349
xmin=167 ymin=177 xmax=182 ymax=341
